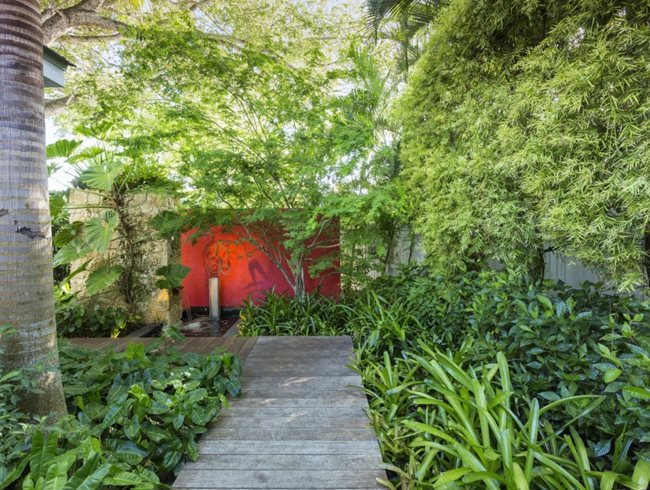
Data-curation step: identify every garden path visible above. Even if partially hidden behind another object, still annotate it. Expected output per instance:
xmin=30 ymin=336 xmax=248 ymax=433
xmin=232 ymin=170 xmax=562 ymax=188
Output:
xmin=70 ymin=335 xmax=386 ymax=488
xmin=173 ymin=336 xmax=385 ymax=489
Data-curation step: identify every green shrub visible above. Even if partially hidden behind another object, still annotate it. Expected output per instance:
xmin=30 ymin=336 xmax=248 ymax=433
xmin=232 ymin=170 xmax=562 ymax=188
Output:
xmin=55 ymin=292 xmax=133 ymax=338
xmin=369 ymin=347 xmax=650 ymax=490
xmin=0 ymin=327 xmax=42 ymax=486
xmin=239 ymin=291 xmax=349 ymax=336
xmin=240 ymin=270 xmax=650 ymax=487
xmin=58 ymin=341 xmax=241 ymax=479
xmin=11 ymin=429 xmax=161 ymax=490
xmin=1 ymin=339 xmax=242 ymax=488
xmin=462 ymin=278 xmax=650 ymax=462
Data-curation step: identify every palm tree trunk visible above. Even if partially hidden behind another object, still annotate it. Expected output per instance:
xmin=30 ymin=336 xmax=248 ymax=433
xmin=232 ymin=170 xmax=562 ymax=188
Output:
xmin=0 ymin=0 xmax=66 ymax=418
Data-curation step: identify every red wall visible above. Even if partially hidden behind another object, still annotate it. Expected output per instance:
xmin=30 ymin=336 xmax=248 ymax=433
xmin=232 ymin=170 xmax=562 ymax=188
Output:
xmin=180 ymin=225 xmax=340 ymax=308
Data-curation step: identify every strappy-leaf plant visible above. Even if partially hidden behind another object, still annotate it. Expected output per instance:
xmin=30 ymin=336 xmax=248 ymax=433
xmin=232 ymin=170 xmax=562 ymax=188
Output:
xmin=239 ymin=270 xmax=650 ymax=488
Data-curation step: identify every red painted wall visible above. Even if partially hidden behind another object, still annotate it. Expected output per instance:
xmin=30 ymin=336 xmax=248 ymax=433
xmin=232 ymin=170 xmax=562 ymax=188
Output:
xmin=181 ymin=225 xmax=340 ymax=308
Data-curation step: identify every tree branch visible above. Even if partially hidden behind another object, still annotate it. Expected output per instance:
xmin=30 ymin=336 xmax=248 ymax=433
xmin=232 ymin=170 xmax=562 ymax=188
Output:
xmin=45 ymin=94 xmax=76 ymax=117
xmin=42 ymin=0 xmax=123 ymax=44
xmin=66 ymin=32 xmax=121 ymax=42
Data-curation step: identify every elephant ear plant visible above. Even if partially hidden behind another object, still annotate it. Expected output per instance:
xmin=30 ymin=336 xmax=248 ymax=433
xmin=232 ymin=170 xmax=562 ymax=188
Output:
xmin=47 ymin=139 xmax=181 ymax=335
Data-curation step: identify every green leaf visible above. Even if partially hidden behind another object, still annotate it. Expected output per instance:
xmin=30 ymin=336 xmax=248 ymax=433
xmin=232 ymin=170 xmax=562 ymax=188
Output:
xmin=155 ymin=264 xmax=191 ymax=290
xmin=103 ymin=471 xmax=144 ymax=486
xmin=81 ymin=163 xmax=124 ymax=191
xmin=84 ymin=211 xmax=119 ymax=253
xmin=536 ymin=294 xmax=553 ymax=311
xmin=434 ymin=468 xmax=472 ymax=487
xmin=623 ymin=386 xmax=650 ymax=401
xmin=0 ymin=453 xmax=29 ymax=489
xmin=110 ymin=441 xmax=147 ymax=466
xmin=85 ymin=265 xmax=123 ymax=295
xmin=53 ymin=240 xmax=92 ymax=266
xmin=44 ymin=462 xmax=69 ymax=490
xmin=46 ymin=139 xmax=82 ymax=159
xmin=62 ymin=460 xmax=109 ymax=490
xmin=68 ymin=147 xmax=105 ymax=163
xmin=30 ymin=431 xmax=58 ymax=480
xmin=632 ymin=460 xmax=650 ymax=490
xmin=603 ymin=369 xmax=622 ymax=383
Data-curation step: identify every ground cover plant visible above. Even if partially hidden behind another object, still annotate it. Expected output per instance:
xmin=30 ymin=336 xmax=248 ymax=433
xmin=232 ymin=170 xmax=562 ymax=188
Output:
xmin=0 ymin=333 xmax=241 ymax=489
xmin=239 ymin=270 xmax=650 ymax=488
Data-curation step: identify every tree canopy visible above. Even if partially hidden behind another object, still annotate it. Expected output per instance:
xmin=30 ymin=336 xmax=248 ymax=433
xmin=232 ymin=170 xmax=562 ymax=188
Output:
xmin=54 ymin=2 xmax=404 ymax=292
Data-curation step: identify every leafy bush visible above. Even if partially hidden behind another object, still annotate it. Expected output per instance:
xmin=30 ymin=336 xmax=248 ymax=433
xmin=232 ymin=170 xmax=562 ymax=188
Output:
xmin=0 ymin=327 xmax=42 ymax=485
xmin=55 ymin=293 xmax=133 ymax=337
xmin=13 ymin=429 xmax=161 ymax=490
xmin=239 ymin=291 xmax=349 ymax=336
xmin=1 ymin=339 xmax=242 ymax=488
xmin=238 ymin=270 xmax=650 ymax=487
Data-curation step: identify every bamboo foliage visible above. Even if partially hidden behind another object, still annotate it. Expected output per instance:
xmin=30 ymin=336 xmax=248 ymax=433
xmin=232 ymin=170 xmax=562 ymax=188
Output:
xmin=398 ymin=0 xmax=650 ymax=290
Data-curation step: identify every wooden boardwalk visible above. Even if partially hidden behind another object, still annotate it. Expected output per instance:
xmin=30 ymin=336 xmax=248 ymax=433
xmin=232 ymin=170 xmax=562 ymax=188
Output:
xmin=69 ymin=335 xmax=385 ymax=488
xmin=174 ymin=336 xmax=385 ymax=489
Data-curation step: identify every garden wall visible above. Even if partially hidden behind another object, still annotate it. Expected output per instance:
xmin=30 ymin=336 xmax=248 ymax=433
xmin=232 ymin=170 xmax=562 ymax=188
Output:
xmin=180 ymin=225 xmax=341 ymax=309
xmin=68 ymin=189 xmax=181 ymax=324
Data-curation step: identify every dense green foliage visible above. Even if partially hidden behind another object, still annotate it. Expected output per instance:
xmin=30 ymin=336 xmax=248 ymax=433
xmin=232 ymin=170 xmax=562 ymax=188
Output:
xmin=55 ymin=293 xmax=132 ymax=338
xmin=398 ymin=0 xmax=650 ymax=289
xmin=239 ymin=271 xmax=650 ymax=487
xmin=0 ymin=338 xmax=241 ymax=488
xmin=34 ymin=1 xmax=650 ymax=487
xmin=56 ymin=1 xmax=408 ymax=293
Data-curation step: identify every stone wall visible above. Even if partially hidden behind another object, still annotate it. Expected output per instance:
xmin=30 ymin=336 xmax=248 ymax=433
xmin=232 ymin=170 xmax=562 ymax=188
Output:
xmin=68 ymin=189 xmax=181 ymax=324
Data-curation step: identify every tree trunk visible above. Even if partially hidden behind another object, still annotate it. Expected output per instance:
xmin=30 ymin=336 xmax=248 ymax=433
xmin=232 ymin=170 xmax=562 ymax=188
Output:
xmin=293 ymin=259 xmax=306 ymax=301
xmin=0 ymin=0 xmax=66 ymax=418
xmin=530 ymin=243 xmax=546 ymax=285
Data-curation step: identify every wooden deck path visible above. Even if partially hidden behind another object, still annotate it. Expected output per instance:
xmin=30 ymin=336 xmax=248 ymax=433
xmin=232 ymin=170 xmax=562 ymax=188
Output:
xmin=174 ymin=336 xmax=385 ymax=489
xmin=69 ymin=335 xmax=386 ymax=489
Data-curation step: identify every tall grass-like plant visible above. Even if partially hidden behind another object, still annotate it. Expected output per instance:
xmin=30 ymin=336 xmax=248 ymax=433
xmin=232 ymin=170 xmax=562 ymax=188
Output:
xmin=239 ymin=291 xmax=348 ymax=336
xmin=372 ymin=348 xmax=650 ymax=490
xmin=237 ymin=271 xmax=650 ymax=486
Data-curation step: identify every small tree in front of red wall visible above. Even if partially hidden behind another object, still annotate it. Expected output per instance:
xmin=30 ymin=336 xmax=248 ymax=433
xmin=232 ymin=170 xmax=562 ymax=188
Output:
xmin=157 ymin=208 xmax=339 ymax=300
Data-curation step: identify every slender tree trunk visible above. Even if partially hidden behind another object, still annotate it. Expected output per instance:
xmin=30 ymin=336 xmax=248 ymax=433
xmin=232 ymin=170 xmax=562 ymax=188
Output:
xmin=530 ymin=243 xmax=546 ymax=285
xmin=0 ymin=0 xmax=66 ymax=418
xmin=291 ymin=255 xmax=306 ymax=301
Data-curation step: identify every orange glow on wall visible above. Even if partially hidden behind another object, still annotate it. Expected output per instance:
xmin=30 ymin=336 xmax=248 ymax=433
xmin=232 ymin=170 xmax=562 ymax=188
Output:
xmin=180 ymin=224 xmax=341 ymax=308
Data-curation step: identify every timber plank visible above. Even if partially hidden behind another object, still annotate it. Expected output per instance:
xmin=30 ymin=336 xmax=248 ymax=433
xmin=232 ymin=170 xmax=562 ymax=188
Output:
xmin=218 ymin=407 xmax=367 ymax=419
xmin=242 ymin=375 xmax=362 ymax=390
xmin=243 ymin=350 xmax=353 ymax=360
xmin=242 ymin=366 xmax=355 ymax=377
xmin=173 ymin=469 xmax=385 ymax=488
xmin=182 ymin=454 xmax=382 ymax=471
xmin=240 ymin=388 xmax=366 ymax=399
xmin=202 ymin=428 xmax=377 ymax=441
xmin=198 ymin=440 xmax=380 ymax=455
xmin=172 ymin=336 xmax=384 ymax=489
xmin=237 ymin=337 xmax=258 ymax=362
xmin=233 ymin=396 xmax=368 ymax=408
xmin=214 ymin=414 xmax=371 ymax=429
